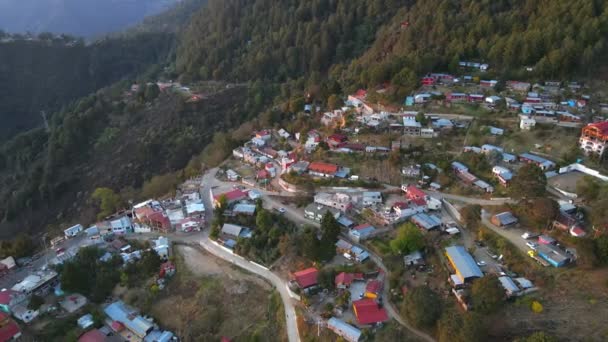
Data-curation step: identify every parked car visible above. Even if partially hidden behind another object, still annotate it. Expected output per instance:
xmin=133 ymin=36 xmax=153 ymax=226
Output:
xmin=476 ymin=260 xmax=487 ymax=266
xmin=278 ymin=207 xmax=286 ymax=214
xmin=526 ymin=242 xmax=538 ymax=250
xmin=521 ymin=232 xmax=539 ymax=239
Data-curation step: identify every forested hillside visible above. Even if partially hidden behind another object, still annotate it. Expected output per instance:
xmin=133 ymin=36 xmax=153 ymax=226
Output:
xmin=176 ymin=0 xmax=608 ymax=86
xmin=2 ymin=0 xmax=608 ymax=239
xmin=0 ymin=81 xmax=270 ymax=238
xmin=176 ymin=0 xmax=404 ymax=82
xmin=0 ymin=32 xmax=175 ymax=140
xmin=345 ymin=0 xmax=608 ymax=86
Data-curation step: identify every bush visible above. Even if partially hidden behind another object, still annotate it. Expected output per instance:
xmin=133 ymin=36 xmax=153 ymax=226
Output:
xmin=401 ymin=286 xmax=441 ymax=328
xmin=531 ymin=301 xmax=543 ymax=313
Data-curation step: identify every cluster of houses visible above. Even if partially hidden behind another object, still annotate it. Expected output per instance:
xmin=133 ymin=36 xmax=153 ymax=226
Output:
xmin=304 ymin=184 xmax=444 ymax=244
xmin=289 ymin=265 xmax=389 ymax=340
xmin=527 ymin=235 xmax=575 ymax=268
xmin=451 ymin=161 xmax=495 ymax=193
xmin=129 ymin=80 xmax=206 ymax=103
xmin=77 ymin=299 xmax=177 ymax=342
xmin=131 ymin=181 xmax=206 ymax=234
xmin=0 ymin=232 xmax=175 ymax=341
xmin=209 ymin=187 xmax=263 ymax=249
xmin=414 ymin=71 xmax=592 ymax=125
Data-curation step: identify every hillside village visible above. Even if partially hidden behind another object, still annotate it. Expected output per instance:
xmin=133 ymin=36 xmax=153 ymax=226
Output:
xmin=0 ymin=63 xmax=607 ymax=342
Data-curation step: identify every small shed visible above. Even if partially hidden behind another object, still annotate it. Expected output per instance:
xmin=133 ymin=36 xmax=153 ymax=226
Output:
xmin=491 ymin=212 xmax=518 ymax=227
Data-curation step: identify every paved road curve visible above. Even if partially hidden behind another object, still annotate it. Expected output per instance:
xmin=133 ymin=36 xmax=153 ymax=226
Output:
xmin=199 ymin=168 xmax=301 ymax=342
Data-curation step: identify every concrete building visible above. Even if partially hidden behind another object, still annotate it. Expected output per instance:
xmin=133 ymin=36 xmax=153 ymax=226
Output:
xmin=579 ymin=121 xmax=608 ymax=156
xmin=314 ymin=192 xmax=353 ymax=212
xmin=304 ymin=204 xmax=341 ymax=222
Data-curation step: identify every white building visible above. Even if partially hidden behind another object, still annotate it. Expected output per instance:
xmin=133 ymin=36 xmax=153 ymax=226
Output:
xmin=64 ymin=224 xmax=83 ymax=238
xmin=109 ymin=216 xmax=132 ymax=234
xmin=520 ymin=117 xmax=536 ymax=130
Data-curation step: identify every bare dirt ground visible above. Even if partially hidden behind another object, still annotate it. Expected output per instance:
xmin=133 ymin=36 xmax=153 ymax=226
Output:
xmin=148 ymin=245 xmax=285 ymax=342
xmin=490 ymin=268 xmax=608 ymax=341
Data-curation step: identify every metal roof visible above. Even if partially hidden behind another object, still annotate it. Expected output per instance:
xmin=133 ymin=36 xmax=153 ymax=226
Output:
xmin=445 ymin=246 xmax=483 ymax=281
xmin=493 ymin=212 xmax=518 ymax=226
xmin=411 ymin=213 xmax=442 ymax=230
xmin=498 ymin=276 xmax=520 ymax=294
xmin=221 ymin=224 xmax=243 ymax=237
xmin=104 ymin=301 xmax=153 ymax=338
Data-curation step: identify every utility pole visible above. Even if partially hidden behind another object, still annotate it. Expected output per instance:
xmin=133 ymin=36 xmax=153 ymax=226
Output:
xmin=41 ymin=233 xmax=49 ymax=267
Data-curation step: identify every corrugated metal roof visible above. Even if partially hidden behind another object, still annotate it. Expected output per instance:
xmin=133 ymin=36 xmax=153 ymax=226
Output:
xmin=327 ymin=317 xmax=362 ymax=341
xmin=104 ymin=301 xmax=153 ymax=338
xmin=498 ymin=276 xmax=520 ymax=294
xmin=221 ymin=224 xmax=243 ymax=237
xmin=445 ymin=246 xmax=483 ymax=281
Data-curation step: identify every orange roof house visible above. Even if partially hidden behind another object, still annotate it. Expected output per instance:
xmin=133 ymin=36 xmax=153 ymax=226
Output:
xmin=308 ymin=162 xmax=339 ymax=177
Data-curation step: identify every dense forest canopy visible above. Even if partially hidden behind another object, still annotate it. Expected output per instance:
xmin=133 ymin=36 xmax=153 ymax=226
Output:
xmin=176 ymin=0 xmax=608 ymax=86
xmin=176 ymin=0 xmax=406 ymax=82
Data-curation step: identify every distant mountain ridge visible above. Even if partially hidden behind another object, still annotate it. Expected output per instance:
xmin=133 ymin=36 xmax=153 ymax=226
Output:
xmin=0 ymin=0 xmax=180 ymax=38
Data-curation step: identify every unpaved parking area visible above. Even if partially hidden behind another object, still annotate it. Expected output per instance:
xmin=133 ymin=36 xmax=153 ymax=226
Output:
xmin=176 ymin=245 xmax=271 ymax=290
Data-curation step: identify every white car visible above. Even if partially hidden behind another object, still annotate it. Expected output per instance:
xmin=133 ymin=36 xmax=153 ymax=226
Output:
xmin=278 ymin=207 xmax=286 ymax=214
xmin=476 ymin=260 xmax=487 ymax=266
xmin=521 ymin=232 xmax=539 ymax=239
xmin=526 ymin=242 xmax=538 ymax=250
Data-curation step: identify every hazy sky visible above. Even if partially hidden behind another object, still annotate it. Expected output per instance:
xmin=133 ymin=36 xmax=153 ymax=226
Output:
xmin=0 ymin=0 xmax=178 ymax=37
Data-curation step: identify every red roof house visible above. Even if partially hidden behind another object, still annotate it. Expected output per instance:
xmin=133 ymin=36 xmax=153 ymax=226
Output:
xmin=0 ymin=312 xmax=21 ymax=342
xmin=308 ymin=162 xmax=339 ymax=177
xmin=352 ymin=299 xmax=388 ymax=325
xmin=405 ymin=185 xmax=427 ymax=206
xmin=78 ymin=329 xmax=106 ymax=342
xmin=256 ymin=169 xmax=270 ymax=179
xmin=213 ymin=189 xmax=247 ymax=207
xmin=354 ymin=89 xmax=367 ymax=99
xmin=145 ymin=211 xmax=171 ymax=233
xmin=291 ymin=267 xmax=318 ymax=289
xmin=335 ymin=272 xmax=364 ymax=289
xmin=110 ymin=321 xmax=125 ymax=332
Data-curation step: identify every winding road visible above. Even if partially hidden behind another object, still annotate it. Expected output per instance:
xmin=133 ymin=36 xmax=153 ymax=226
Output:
xmin=198 ymin=168 xmax=302 ymax=342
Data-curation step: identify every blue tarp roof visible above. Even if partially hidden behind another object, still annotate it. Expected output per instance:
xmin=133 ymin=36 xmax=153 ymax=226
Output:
xmin=445 ymin=246 xmax=483 ymax=281
xmin=337 ymin=216 xmax=355 ymax=227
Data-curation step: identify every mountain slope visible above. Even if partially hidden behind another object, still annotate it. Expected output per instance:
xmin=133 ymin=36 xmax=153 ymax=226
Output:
xmin=0 ymin=0 xmax=180 ymax=37
xmin=0 ymin=82 xmax=266 ymax=238
xmin=0 ymin=32 xmax=175 ymax=140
